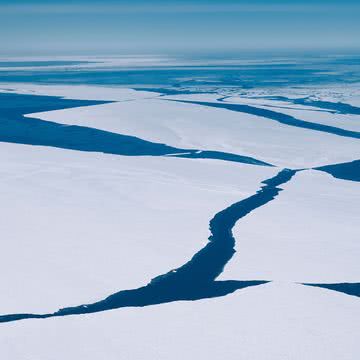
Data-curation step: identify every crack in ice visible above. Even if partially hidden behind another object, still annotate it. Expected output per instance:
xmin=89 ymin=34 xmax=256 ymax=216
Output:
xmin=0 ymin=168 xmax=297 ymax=323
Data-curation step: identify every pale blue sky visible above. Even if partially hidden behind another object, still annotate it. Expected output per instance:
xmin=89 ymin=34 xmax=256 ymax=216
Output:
xmin=0 ymin=0 xmax=359 ymax=55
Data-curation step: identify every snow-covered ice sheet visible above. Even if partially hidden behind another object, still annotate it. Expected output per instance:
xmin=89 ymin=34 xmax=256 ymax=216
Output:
xmin=0 ymin=83 xmax=157 ymax=101
xmin=1 ymin=283 xmax=359 ymax=360
xmin=221 ymin=170 xmax=360 ymax=283
xmin=1 ymin=82 xmax=359 ymax=360
xmin=0 ymin=142 xmax=276 ymax=314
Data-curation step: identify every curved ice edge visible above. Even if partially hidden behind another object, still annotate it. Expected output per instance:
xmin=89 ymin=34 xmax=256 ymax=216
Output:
xmin=313 ymin=159 xmax=360 ymax=182
xmin=301 ymin=283 xmax=360 ymax=298
xmin=0 ymin=169 xmax=297 ymax=323
xmin=166 ymin=150 xmax=273 ymax=167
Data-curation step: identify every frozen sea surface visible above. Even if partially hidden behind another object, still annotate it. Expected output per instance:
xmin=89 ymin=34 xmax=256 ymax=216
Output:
xmin=0 ymin=54 xmax=359 ymax=359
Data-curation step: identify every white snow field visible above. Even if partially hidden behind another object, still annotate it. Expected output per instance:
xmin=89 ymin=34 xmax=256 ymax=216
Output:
xmin=0 ymin=141 xmax=276 ymax=314
xmin=0 ymin=83 xmax=359 ymax=360
xmin=1 ymin=283 xmax=359 ymax=360
xmin=221 ymin=170 xmax=360 ymax=283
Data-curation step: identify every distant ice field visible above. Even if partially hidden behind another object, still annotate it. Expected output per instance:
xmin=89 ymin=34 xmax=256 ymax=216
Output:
xmin=0 ymin=54 xmax=360 ymax=88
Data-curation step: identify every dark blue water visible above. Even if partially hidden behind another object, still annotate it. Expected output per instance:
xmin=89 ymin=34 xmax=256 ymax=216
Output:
xmin=0 ymin=93 xmax=272 ymax=167
xmin=302 ymin=283 xmax=360 ymax=298
xmin=166 ymin=100 xmax=360 ymax=140
xmin=315 ymin=160 xmax=360 ymax=182
xmin=0 ymin=92 xmax=111 ymax=114
xmin=260 ymin=96 xmax=360 ymax=115
xmin=0 ymin=168 xmax=297 ymax=323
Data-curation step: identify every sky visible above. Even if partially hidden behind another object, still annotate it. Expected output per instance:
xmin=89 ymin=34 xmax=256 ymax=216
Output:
xmin=0 ymin=0 xmax=359 ymax=56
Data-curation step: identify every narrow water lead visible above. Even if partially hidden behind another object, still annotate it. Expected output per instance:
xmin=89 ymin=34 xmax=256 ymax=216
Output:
xmin=302 ymin=283 xmax=360 ymax=298
xmin=166 ymin=99 xmax=360 ymax=140
xmin=0 ymin=168 xmax=297 ymax=323
xmin=261 ymin=96 xmax=360 ymax=115
xmin=0 ymin=93 xmax=272 ymax=167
